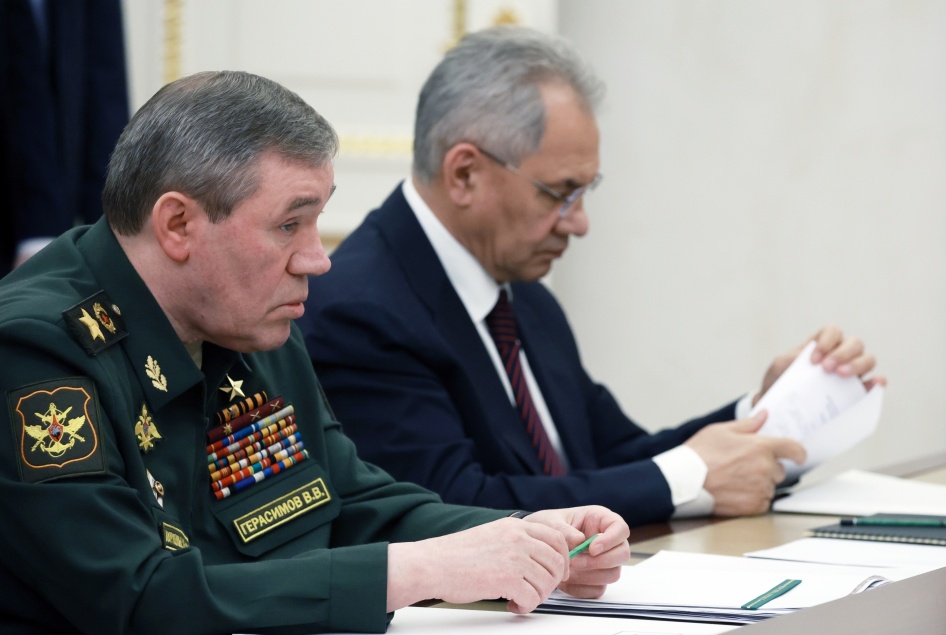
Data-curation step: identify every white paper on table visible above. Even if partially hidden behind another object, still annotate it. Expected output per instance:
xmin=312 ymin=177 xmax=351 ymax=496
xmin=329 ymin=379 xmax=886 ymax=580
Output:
xmin=296 ymin=605 xmax=738 ymax=635
xmin=541 ymin=550 xmax=927 ymax=623
xmin=773 ymin=468 xmax=946 ymax=516
xmin=387 ymin=607 xmax=736 ymax=634
xmin=751 ymin=341 xmax=884 ymax=481
xmin=629 ymin=550 xmax=927 ymax=588
xmin=746 ymin=537 xmax=946 ymax=570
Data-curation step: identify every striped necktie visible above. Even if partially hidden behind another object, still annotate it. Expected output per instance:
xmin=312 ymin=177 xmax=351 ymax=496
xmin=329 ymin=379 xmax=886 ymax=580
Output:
xmin=485 ymin=290 xmax=566 ymax=476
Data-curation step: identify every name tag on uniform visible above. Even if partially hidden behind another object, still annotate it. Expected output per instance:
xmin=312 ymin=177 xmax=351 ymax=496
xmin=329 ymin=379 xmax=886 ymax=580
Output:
xmin=233 ymin=478 xmax=332 ymax=543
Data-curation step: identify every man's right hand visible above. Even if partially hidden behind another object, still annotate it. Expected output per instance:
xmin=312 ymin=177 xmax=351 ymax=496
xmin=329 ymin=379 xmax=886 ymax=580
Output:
xmin=386 ymin=517 xmax=569 ymax=614
xmin=684 ymin=411 xmax=807 ymax=516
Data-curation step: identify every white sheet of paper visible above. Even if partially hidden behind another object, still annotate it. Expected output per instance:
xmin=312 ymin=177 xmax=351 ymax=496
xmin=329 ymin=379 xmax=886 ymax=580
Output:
xmin=773 ymin=468 xmax=946 ymax=516
xmin=314 ymin=605 xmax=737 ymax=635
xmin=544 ymin=550 xmax=926 ymax=614
xmin=746 ymin=537 xmax=946 ymax=569
xmin=751 ymin=341 xmax=884 ymax=481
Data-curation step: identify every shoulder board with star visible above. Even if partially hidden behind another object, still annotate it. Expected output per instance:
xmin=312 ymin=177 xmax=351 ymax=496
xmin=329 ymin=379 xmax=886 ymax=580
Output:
xmin=62 ymin=291 xmax=128 ymax=356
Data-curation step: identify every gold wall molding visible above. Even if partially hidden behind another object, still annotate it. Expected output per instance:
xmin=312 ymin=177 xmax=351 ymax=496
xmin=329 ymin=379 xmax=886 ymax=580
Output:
xmin=337 ymin=135 xmax=413 ymax=159
xmin=452 ymin=0 xmax=468 ymax=46
xmin=163 ymin=0 xmax=183 ymax=85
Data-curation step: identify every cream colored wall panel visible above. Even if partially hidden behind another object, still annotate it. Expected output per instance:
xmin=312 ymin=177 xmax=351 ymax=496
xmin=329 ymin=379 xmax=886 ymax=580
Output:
xmin=122 ymin=0 xmax=557 ymax=241
xmin=121 ymin=0 xmax=165 ymax=108
xmin=557 ymin=0 xmax=946 ymax=478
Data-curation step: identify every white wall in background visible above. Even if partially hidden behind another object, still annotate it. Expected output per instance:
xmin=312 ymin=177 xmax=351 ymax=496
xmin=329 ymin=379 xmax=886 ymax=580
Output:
xmin=557 ymin=0 xmax=946 ymax=480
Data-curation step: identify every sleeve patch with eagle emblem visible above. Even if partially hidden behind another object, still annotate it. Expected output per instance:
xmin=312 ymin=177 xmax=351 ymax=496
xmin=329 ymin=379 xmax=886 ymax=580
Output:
xmin=7 ymin=378 xmax=107 ymax=484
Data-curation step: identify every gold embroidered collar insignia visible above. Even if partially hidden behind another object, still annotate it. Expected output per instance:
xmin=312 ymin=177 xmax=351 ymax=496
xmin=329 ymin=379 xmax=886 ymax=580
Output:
xmin=135 ymin=403 xmax=163 ymax=452
xmin=145 ymin=356 xmax=168 ymax=392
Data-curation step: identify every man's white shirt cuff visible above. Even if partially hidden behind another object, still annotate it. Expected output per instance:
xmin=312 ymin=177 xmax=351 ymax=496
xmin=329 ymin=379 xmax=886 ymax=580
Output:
xmin=659 ymin=393 xmax=755 ymax=518
xmin=652 ymin=444 xmax=711 ymax=514
xmin=735 ymin=391 xmax=757 ymax=420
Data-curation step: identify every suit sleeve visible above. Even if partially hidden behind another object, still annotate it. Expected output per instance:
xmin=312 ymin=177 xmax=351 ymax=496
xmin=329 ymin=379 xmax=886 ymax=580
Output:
xmin=303 ymin=292 xmax=736 ymax=528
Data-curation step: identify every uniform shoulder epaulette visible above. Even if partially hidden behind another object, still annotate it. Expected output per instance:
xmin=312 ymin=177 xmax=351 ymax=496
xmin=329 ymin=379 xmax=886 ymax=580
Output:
xmin=62 ymin=291 xmax=128 ymax=356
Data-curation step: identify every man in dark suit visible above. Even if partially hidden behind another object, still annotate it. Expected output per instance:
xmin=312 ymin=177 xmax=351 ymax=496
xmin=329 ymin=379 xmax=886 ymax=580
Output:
xmin=300 ymin=26 xmax=883 ymax=527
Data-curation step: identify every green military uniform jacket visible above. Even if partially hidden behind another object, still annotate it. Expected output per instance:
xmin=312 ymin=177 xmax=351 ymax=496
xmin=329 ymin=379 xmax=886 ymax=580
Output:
xmin=0 ymin=219 xmax=508 ymax=634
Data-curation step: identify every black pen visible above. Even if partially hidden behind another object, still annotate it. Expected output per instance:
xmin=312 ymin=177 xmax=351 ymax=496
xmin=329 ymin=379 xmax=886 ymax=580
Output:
xmin=841 ymin=517 xmax=946 ymax=527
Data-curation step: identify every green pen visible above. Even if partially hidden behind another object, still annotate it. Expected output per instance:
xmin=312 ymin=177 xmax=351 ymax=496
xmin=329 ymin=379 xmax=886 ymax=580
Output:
xmin=741 ymin=579 xmax=802 ymax=610
xmin=841 ymin=517 xmax=946 ymax=527
xmin=569 ymin=533 xmax=600 ymax=558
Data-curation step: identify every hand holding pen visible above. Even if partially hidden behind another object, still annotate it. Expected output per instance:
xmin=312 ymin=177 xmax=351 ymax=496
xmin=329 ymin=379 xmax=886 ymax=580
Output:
xmin=523 ymin=505 xmax=631 ymax=600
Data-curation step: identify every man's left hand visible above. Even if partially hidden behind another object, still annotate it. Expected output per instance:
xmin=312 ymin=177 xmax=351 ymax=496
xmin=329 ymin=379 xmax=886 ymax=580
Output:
xmin=755 ymin=325 xmax=887 ymax=407
xmin=524 ymin=505 xmax=630 ymax=599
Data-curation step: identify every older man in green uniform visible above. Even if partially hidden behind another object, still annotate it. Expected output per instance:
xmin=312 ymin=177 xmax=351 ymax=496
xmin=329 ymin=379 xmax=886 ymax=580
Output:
xmin=0 ymin=71 xmax=630 ymax=634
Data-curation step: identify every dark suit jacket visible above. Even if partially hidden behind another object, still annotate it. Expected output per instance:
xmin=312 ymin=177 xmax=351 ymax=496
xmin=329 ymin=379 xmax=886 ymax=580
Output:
xmin=301 ymin=185 xmax=737 ymax=526
xmin=0 ymin=0 xmax=128 ymax=277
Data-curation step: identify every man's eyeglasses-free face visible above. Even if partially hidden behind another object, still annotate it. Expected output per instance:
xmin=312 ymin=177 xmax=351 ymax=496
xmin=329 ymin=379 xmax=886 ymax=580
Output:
xmin=476 ymin=146 xmax=603 ymax=218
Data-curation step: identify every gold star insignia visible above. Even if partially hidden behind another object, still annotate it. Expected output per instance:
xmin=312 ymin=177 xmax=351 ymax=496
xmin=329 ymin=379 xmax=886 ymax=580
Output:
xmin=222 ymin=423 xmax=233 ymax=436
xmin=78 ymin=308 xmax=105 ymax=342
xmin=219 ymin=375 xmax=245 ymax=401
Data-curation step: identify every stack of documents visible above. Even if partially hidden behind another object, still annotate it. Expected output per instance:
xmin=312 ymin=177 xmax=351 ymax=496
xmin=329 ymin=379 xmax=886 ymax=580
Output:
xmin=382 ymin=606 xmax=736 ymax=635
xmin=539 ymin=550 xmax=931 ymax=625
xmin=254 ymin=606 xmax=739 ymax=635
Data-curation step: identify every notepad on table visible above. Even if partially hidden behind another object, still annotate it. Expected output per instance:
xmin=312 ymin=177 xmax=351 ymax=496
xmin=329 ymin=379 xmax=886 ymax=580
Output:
xmin=811 ymin=514 xmax=946 ymax=546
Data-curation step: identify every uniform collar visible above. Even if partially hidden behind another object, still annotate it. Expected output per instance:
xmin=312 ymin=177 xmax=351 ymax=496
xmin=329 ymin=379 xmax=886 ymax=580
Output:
xmin=76 ymin=219 xmax=208 ymax=410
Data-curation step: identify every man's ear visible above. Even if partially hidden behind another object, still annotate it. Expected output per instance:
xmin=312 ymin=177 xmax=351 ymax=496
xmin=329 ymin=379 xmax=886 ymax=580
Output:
xmin=151 ymin=192 xmax=199 ymax=263
xmin=442 ymin=143 xmax=484 ymax=207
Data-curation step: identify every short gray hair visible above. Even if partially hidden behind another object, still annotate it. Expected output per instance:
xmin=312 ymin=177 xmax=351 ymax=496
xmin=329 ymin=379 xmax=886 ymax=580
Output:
xmin=413 ymin=26 xmax=604 ymax=183
xmin=103 ymin=71 xmax=339 ymax=235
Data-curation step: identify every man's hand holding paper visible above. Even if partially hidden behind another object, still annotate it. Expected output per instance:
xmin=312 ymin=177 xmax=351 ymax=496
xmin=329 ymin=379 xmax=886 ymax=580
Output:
xmin=756 ymin=324 xmax=886 ymax=406
xmin=751 ymin=327 xmax=886 ymax=482
xmin=689 ymin=412 xmax=807 ymax=516
xmin=685 ymin=325 xmax=885 ymax=517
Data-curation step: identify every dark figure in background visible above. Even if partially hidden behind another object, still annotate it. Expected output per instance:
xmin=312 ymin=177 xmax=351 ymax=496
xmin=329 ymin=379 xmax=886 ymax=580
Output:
xmin=0 ymin=0 xmax=129 ymax=277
